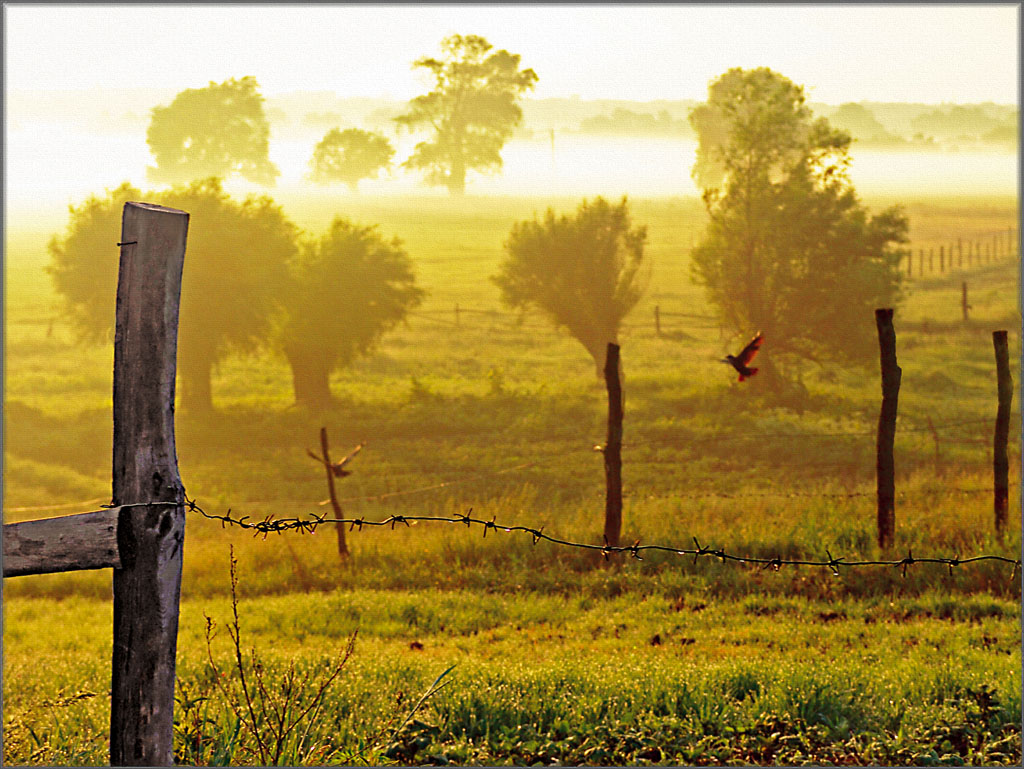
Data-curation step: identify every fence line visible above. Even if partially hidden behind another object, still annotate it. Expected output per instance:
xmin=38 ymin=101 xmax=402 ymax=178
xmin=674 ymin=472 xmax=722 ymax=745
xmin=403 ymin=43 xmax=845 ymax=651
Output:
xmin=5 ymin=416 xmax=1013 ymax=515
xmin=186 ymin=499 xmax=1021 ymax=578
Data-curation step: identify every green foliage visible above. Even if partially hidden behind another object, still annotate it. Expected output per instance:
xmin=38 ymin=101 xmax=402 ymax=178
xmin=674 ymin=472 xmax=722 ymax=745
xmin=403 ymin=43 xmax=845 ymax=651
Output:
xmin=395 ymin=34 xmax=538 ymax=194
xmin=689 ymin=68 xmax=909 ymax=377
xmin=308 ymin=128 xmax=395 ymax=192
xmin=492 ymin=196 xmax=648 ymax=369
xmin=278 ymin=218 xmax=424 ymax=409
xmin=47 ymin=178 xmax=297 ymax=412
xmin=146 ymin=76 xmax=279 ymax=186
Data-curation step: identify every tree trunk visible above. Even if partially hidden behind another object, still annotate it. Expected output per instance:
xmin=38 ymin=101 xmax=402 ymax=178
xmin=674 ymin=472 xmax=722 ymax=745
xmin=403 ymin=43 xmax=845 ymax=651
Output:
xmin=285 ymin=350 xmax=334 ymax=410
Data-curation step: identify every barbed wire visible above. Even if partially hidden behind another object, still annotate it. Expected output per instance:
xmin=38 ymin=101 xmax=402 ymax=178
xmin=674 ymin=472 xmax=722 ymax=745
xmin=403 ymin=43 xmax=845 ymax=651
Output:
xmin=184 ymin=497 xmax=1021 ymax=578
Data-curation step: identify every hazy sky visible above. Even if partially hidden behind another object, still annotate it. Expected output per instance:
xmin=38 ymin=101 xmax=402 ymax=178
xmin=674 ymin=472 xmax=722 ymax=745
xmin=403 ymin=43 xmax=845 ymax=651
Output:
xmin=4 ymin=4 xmax=1020 ymax=104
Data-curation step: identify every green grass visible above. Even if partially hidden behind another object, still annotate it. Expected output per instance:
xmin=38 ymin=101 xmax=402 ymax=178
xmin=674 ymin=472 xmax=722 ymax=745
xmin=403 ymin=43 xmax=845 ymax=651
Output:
xmin=3 ymin=192 xmax=1021 ymax=764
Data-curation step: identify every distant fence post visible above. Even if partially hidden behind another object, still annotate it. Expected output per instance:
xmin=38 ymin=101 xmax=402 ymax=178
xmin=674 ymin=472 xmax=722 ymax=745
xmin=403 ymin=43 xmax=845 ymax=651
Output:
xmin=654 ymin=305 xmax=662 ymax=336
xmin=961 ymin=282 xmax=971 ymax=323
xmin=919 ymin=248 xmax=924 ymax=276
xmin=318 ymin=427 xmax=349 ymax=557
xmin=875 ymin=309 xmax=901 ymax=550
xmin=602 ymin=343 xmax=623 ymax=550
xmin=939 ymin=246 xmax=945 ymax=272
xmin=929 ymin=248 xmax=934 ymax=272
xmin=110 ymin=202 xmax=189 ymax=765
xmin=993 ymin=330 xmax=1012 ymax=539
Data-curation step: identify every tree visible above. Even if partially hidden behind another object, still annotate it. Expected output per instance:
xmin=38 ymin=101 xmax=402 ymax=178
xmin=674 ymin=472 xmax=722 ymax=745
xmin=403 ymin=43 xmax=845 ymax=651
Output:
xmin=308 ymin=128 xmax=395 ymax=192
xmin=146 ymin=76 xmax=279 ymax=186
xmin=48 ymin=178 xmax=296 ymax=413
xmin=492 ymin=197 xmax=648 ymax=374
xmin=395 ymin=34 xmax=538 ymax=195
xmin=279 ymin=218 xmax=424 ymax=410
xmin=688 ymin=68 xmax=908 ymax=382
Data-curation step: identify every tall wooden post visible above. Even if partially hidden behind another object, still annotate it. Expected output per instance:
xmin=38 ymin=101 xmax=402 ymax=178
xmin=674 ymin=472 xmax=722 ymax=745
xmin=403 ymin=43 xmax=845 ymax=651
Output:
xmin=993 ymin=330 xmax=1012 ymax=539
xmin=603 ymin=343 xmax=623 ymax=549
xmin=939 ymin=245 xmax=945 ymax=272
xmin=961 ymin=282 xmax=970 ymax=322
xmin=110 ymin=202 xmax=188 ymax=766
xmin=875 ymin=309 xmax=901 ymax=550
xmin=929 ymin=248 xmax=934 ymax=272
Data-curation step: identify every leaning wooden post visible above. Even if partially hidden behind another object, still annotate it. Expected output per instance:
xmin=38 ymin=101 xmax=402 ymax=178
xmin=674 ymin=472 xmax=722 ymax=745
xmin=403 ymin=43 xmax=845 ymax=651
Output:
xmin=319 ymin=427 xmax=349 ymax=557
xmin=110 ymin=202 xmax=188 ymax=766
xmin=875 ymin=309 xmax=901 ymax=550
xmin=993 ymin=330 xmax=1012 ymax=539
xmin=602 ymin=343 xmax=623 ymax=549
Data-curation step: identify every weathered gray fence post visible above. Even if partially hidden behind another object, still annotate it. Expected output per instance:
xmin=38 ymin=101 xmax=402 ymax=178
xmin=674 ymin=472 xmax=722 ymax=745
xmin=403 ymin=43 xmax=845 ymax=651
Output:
xmin=603 ymin=343 xmax=623 ymax=549
xmin=110 ymin=202 xmax=189 ymax=766
xmin=993 ymin=330 xmax=1012 ymax=539
xmin=875 ymin=309 xmax=901 ymax=550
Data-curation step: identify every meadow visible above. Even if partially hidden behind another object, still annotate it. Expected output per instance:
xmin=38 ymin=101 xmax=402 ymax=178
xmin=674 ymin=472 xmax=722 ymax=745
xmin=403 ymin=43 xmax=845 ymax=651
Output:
xmin=3 ymin=192 xmax=1021 ymax=765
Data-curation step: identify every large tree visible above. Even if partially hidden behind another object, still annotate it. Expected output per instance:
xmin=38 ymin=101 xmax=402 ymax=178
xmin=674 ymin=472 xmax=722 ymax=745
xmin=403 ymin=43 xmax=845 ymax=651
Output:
xmin=146 ymin=76 xmax=280 ymax=186
xmin=395 ymin=34 xmax=538 ymax=195
xmin=492 ymin=197 xmax=648 ymax=375
xmin=689 ymin=67 xmax=908 ymax=380
xmin=308 ymin=128 xmax=395 ymax=192
xmin=279 ymin=218 xmax=424 ymax=410
xmin=48 ymin=178 xmax=296 ymax=412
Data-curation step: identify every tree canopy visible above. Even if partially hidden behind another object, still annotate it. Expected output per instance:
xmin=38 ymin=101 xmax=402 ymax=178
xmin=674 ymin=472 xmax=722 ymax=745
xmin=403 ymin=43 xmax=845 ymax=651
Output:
xmin=48 ymin=178 xmax=296 ymax=412
xmin=492 ymin=196 xmax=648 ymax=373
xmin=395 ymin=34 xmax=538 ymax=195
xmin=308 ymin=128 xmax=395 ymax=191
xmin=278 ymin=218 xmax=424 ymax=409
xmin=146 ymin=76 xmax=279 ymax=186
xmin=688 ymin=67 xmax=908 ymax=381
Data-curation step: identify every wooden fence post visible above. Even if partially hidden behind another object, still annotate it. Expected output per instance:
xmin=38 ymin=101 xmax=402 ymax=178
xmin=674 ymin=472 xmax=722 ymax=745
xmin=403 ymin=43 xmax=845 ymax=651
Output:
xmin=319 ymin=426 xmax=349 ymax=557
xmin=919 ymin=249 xmax=924 ymax=276
xmin=654 ymin=305 xmax=662 ymax=336
xmin=906 ymin=251 xmax=912 ymax=278
xmin=962 ymin=282 xmax=970 ymax=323
xmin=957 ymin=237 xmax=963 ymax=268
xmin=603 ymin=343 xmax=623 ymax=550
xmin=939 ymin=245 xmax=945 ymax=272
xmin=875 ymin=309 xmax=901 ymax=550
xmin=110 ymin=202 xmax=189 ymax=766
xmin=993 ymin=330 xmax=1012 ymax=539
xmin=929 ymin=248 xmax=934 ymax=272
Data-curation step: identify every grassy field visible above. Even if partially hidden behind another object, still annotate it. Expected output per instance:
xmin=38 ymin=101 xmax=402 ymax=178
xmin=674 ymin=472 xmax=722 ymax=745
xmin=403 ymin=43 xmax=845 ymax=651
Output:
xmin=3 ymin=192 xmax=1021 ymax=764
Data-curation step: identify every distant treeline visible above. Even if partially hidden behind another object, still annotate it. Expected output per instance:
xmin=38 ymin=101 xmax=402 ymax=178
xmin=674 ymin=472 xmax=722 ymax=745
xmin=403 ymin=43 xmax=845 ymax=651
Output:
xmin=277 ymin=95 xmax=1017 ymax=149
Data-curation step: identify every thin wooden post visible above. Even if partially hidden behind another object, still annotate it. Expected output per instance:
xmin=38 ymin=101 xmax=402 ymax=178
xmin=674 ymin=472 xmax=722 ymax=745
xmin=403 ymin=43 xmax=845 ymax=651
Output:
xmin=961 ymin=282 xmax=970 ymax=322
xmin=929 ymin=248 xmax=934 ymax=272
xmin=654 ymin=305 xmax=662 ymax=336
xmin=957 ymin=237 xmax=963 ymax=268
xmin=319 ymin=427 xmax=349 ymax=557
xmin=906 ymin=251 xmax=912 ymax=278
xmin=110 ymin=202 xmax=188 ymax=766
xmin=875 ymin=308 xmax=901 ymax=550
xmin=939 ymin=245 xmax=945 ymax=272
xmin=602 ymin=343 xmax=623 ymax=549
xmin=919 ymin=248 xmax=924 ymax=276
xmin=993 ymin=330 xmax=1012 ymax=539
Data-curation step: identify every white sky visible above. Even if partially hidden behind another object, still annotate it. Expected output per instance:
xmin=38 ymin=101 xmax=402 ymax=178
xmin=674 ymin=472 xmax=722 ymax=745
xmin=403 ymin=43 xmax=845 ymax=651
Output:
xmin=3 ymin=3 xmax=1020 ymax=104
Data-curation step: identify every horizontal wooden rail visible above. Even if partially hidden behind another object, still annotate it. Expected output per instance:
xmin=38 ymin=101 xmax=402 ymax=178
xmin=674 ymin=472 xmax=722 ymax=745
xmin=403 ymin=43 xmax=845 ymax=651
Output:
xmin=3 ymin=506 xmax=123 ymax=577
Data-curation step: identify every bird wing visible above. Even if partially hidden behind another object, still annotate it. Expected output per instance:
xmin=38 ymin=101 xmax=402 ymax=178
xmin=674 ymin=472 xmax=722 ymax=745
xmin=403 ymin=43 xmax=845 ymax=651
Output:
xmin=737 ymin=334 xmax=763 ymax=365
xmin=332 ymin=442 xmax=365 ymax=471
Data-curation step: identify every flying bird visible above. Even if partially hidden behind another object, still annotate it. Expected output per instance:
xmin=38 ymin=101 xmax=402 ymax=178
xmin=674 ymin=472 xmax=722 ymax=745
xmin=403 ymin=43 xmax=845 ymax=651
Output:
xmin=721 ymin=333 xmax=763 ymax=382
